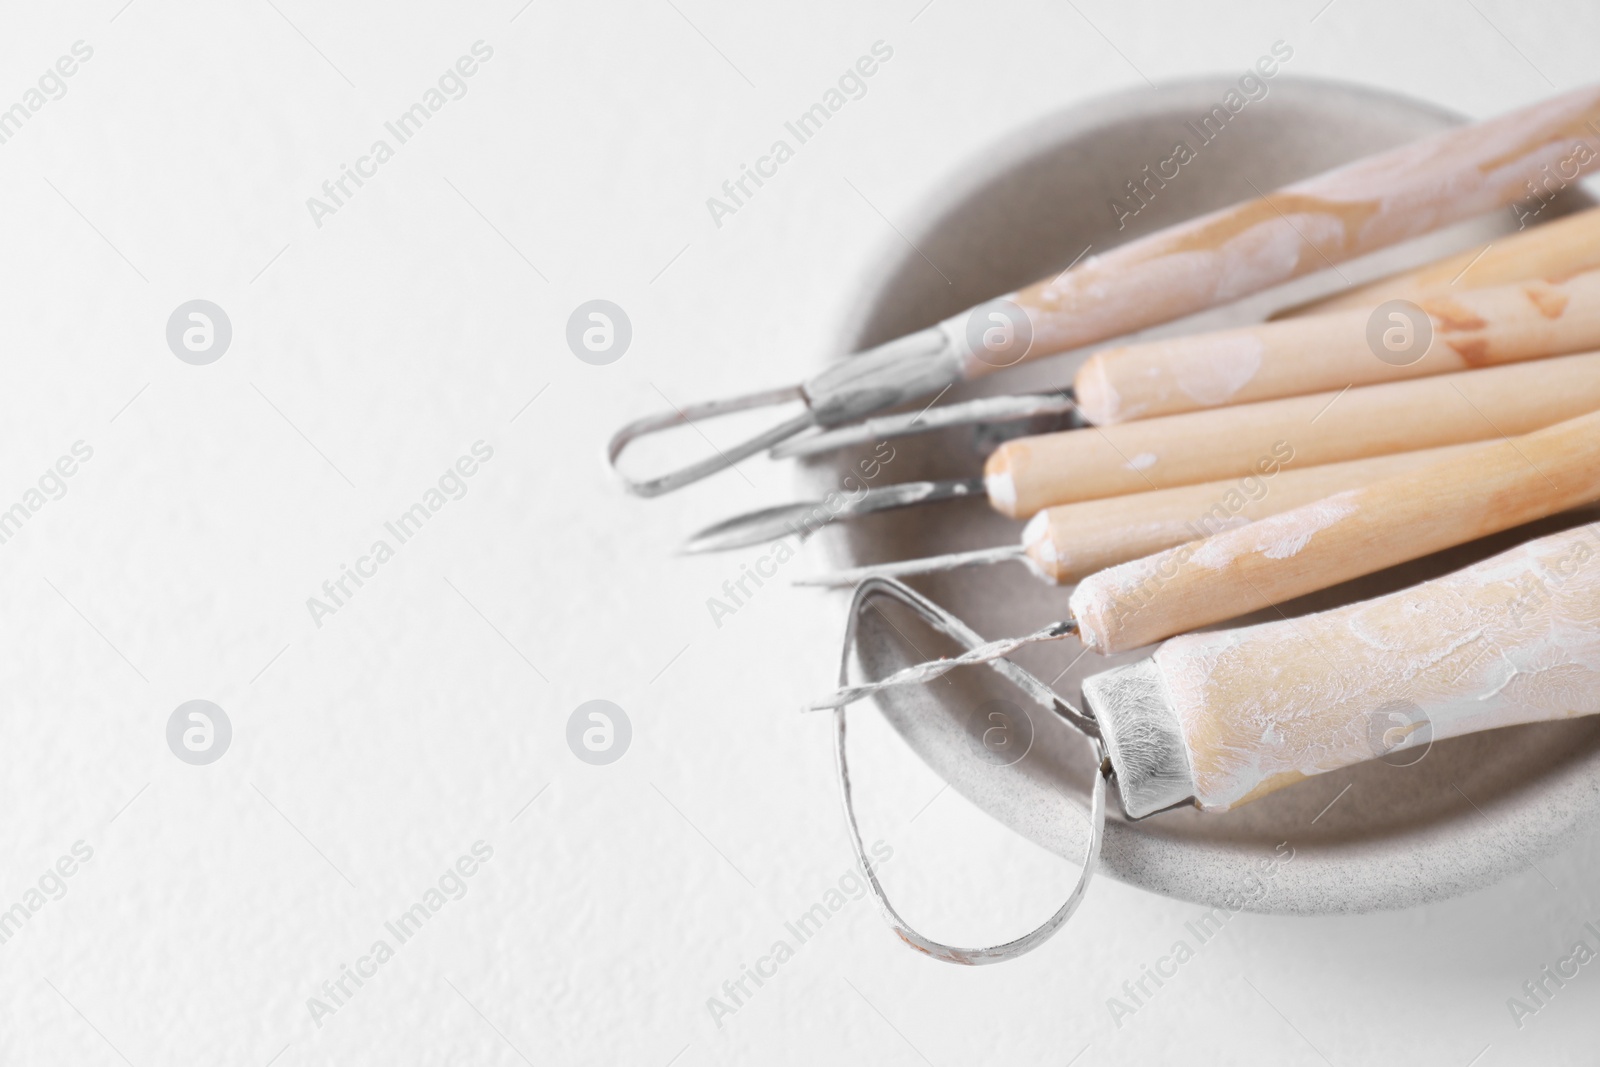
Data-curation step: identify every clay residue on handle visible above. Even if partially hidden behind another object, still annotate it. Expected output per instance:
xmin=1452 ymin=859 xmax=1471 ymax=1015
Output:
xmin=1447 ymin=336 xmax=1493 ymax=364
xmin=1525 ymin=284 xmax=1571 ymax=320
xmin=1068 ymin=543 xmax=1197 ymax=652
xmin=1077 ymin=332 xmax=1266 ymax=424
xmin=979 ymin=86 xmax=1600 ymax=378
xmin=1073 ymin=353 xmax=1127 ymax=424
xmin=1289 ymin=86 xmax=1600 ymax=231
xmin=1068 ymin=491 xmax=1364 ymax=653
xmin=1172 ymin=334 xmax=1266 ymax=408
xmin=984 ymin=463 xmax=1017 ymax=517
xmin=1188 ymin=492 xmax=1362 ymax=568
xmin=1004 ymin=212 xmax=1344 ymax=367
xmin=1419 ymin=295 xmax=1488 ymax=333
xmin=1153 ymin=522 xmax=1600 ymax=811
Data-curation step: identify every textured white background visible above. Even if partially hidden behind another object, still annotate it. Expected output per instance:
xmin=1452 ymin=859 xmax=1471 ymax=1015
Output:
xmin=1 ymin=0 xmax=1599 ymax=1064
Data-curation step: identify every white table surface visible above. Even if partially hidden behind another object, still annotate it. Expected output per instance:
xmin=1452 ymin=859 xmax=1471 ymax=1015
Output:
xmin=2 ymin=0 xmax=1598 ymax=1063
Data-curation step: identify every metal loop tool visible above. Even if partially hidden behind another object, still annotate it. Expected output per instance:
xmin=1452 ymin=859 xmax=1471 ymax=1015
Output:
xmin=829 ymin=577 xmax=1106 ymax=965
xmin=610 ymin=87 xmax=1600 ymax=510
xmin=609 ymin=325 xmax=968 ymax=497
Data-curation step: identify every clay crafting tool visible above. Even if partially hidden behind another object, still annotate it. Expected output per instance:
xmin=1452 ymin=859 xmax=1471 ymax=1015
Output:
xmin=1281 ymin=203 xmax=1600 ymax=318
xmin=813 ymin=404 xmax=1600 ymax=706
xmin=1068 ymin=405 xmax=1600 ymax=653
xmin=1074 ymin=265 xmax=1600 ymax=424
xmin=798 ymin=443 xmax=1481 ymax=588
xmin=687 ymin=350 xmax=1600 ymax=550
xmin=779 ymin=209 xmax=1600 ymax=462
xmin=823 ymin=520 xmax=1600 ymax=962
xmin=984 ymin=349 xmax=1600 ymax=518
xmin=608 ymin=85 xmax=1600 ymax=496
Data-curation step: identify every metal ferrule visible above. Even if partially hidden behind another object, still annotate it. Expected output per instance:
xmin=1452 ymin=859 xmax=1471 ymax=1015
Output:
xmin=802 ymin=324 xmax=965 ymax=427
xmin=1081 ymin=658 xmax=1197 ymax=819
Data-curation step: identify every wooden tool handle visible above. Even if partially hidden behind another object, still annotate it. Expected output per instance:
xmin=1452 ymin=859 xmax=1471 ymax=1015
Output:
xmin=1070 ymin=408 xmax=1600 ymax=653
xmin=1023 ymin=443 xmax=1482 ymax=584
xmin=956 ymin=86 xmax=1600 ymax=378
xmin=1281 ymin=205 xmax=1600 ymax=318
xmin=985 ymin=350 xmax=1600 ymax=519
xmin=1088 ymin=521 xmax=1600 ymax=814
xmin=1074 ymin=267 xmax=1600 ymax=423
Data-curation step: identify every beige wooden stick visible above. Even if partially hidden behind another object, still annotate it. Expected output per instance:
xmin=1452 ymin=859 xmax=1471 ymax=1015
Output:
xmin=974 ymin=86 xmax=1600 ymax=377
xmin=1069 ymin=407 xmax=1600 ymax=654
xmin=1022 ymin=443 xmax=1483 ymax=584
xmin=1085 ymin=521 xmax=1600 ymax=813
xmin=1280 ymin=205 xmax=1600 ymax=318
xmin=985 ymin=350 xmax=1600 ymax=519
xmin=1074 ymin=266 xmax=1600 ymax=424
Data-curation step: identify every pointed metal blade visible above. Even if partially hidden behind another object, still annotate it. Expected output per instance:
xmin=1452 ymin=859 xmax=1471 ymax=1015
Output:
xmin=681 ymin=501 xmax=832 ymax=554
xmin=680 ymin=477 xmax=988 ymax=554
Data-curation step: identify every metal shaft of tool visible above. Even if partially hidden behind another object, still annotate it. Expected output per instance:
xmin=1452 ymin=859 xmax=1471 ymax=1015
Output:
xmin=681 ymin=476 xmax=987 ymax=554
xmin=794 ymin=544 xmax=1027 ymax=588
xmin=771 ymin=389 xmax=1081 ymax=461
xmin=806 ymin=618 xmax=1078 ymax=711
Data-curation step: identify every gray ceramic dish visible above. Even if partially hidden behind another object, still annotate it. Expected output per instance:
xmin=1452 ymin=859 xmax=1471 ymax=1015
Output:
xmin=804 ymin=76 xmax=1600 ymax=914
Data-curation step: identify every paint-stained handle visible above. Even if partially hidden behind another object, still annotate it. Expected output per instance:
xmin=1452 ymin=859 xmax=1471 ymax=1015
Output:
xmin=1105 ymin=521 xmax=1600 ymax=812
xmin=1279 ymin=205 xmax=1600 ymax=318
xmin=1074 ymin=267 xmax=1600 ymax=424
xmin=1069 ymin=408 xmax=1600 ymax=654
xmin=984 ymin=350 xmax=1600 ymax=519
xmin=952 ymin=85 xmax=1600 ymax=378
xmin=1022 ymin=443 xmax=1482 ymax=585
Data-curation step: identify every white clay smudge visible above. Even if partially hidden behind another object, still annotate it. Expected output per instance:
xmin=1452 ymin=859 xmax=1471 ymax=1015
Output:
xmin=984 ymin=470 xmax=1016 ymax=514
xmin=1152 ymin=522 xmax=1600 ymax=810
xmin=1173 ymin=334 xmax=1265 ymax=406
xmin=1190 ymin=491 xmax=1363 ymax=569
